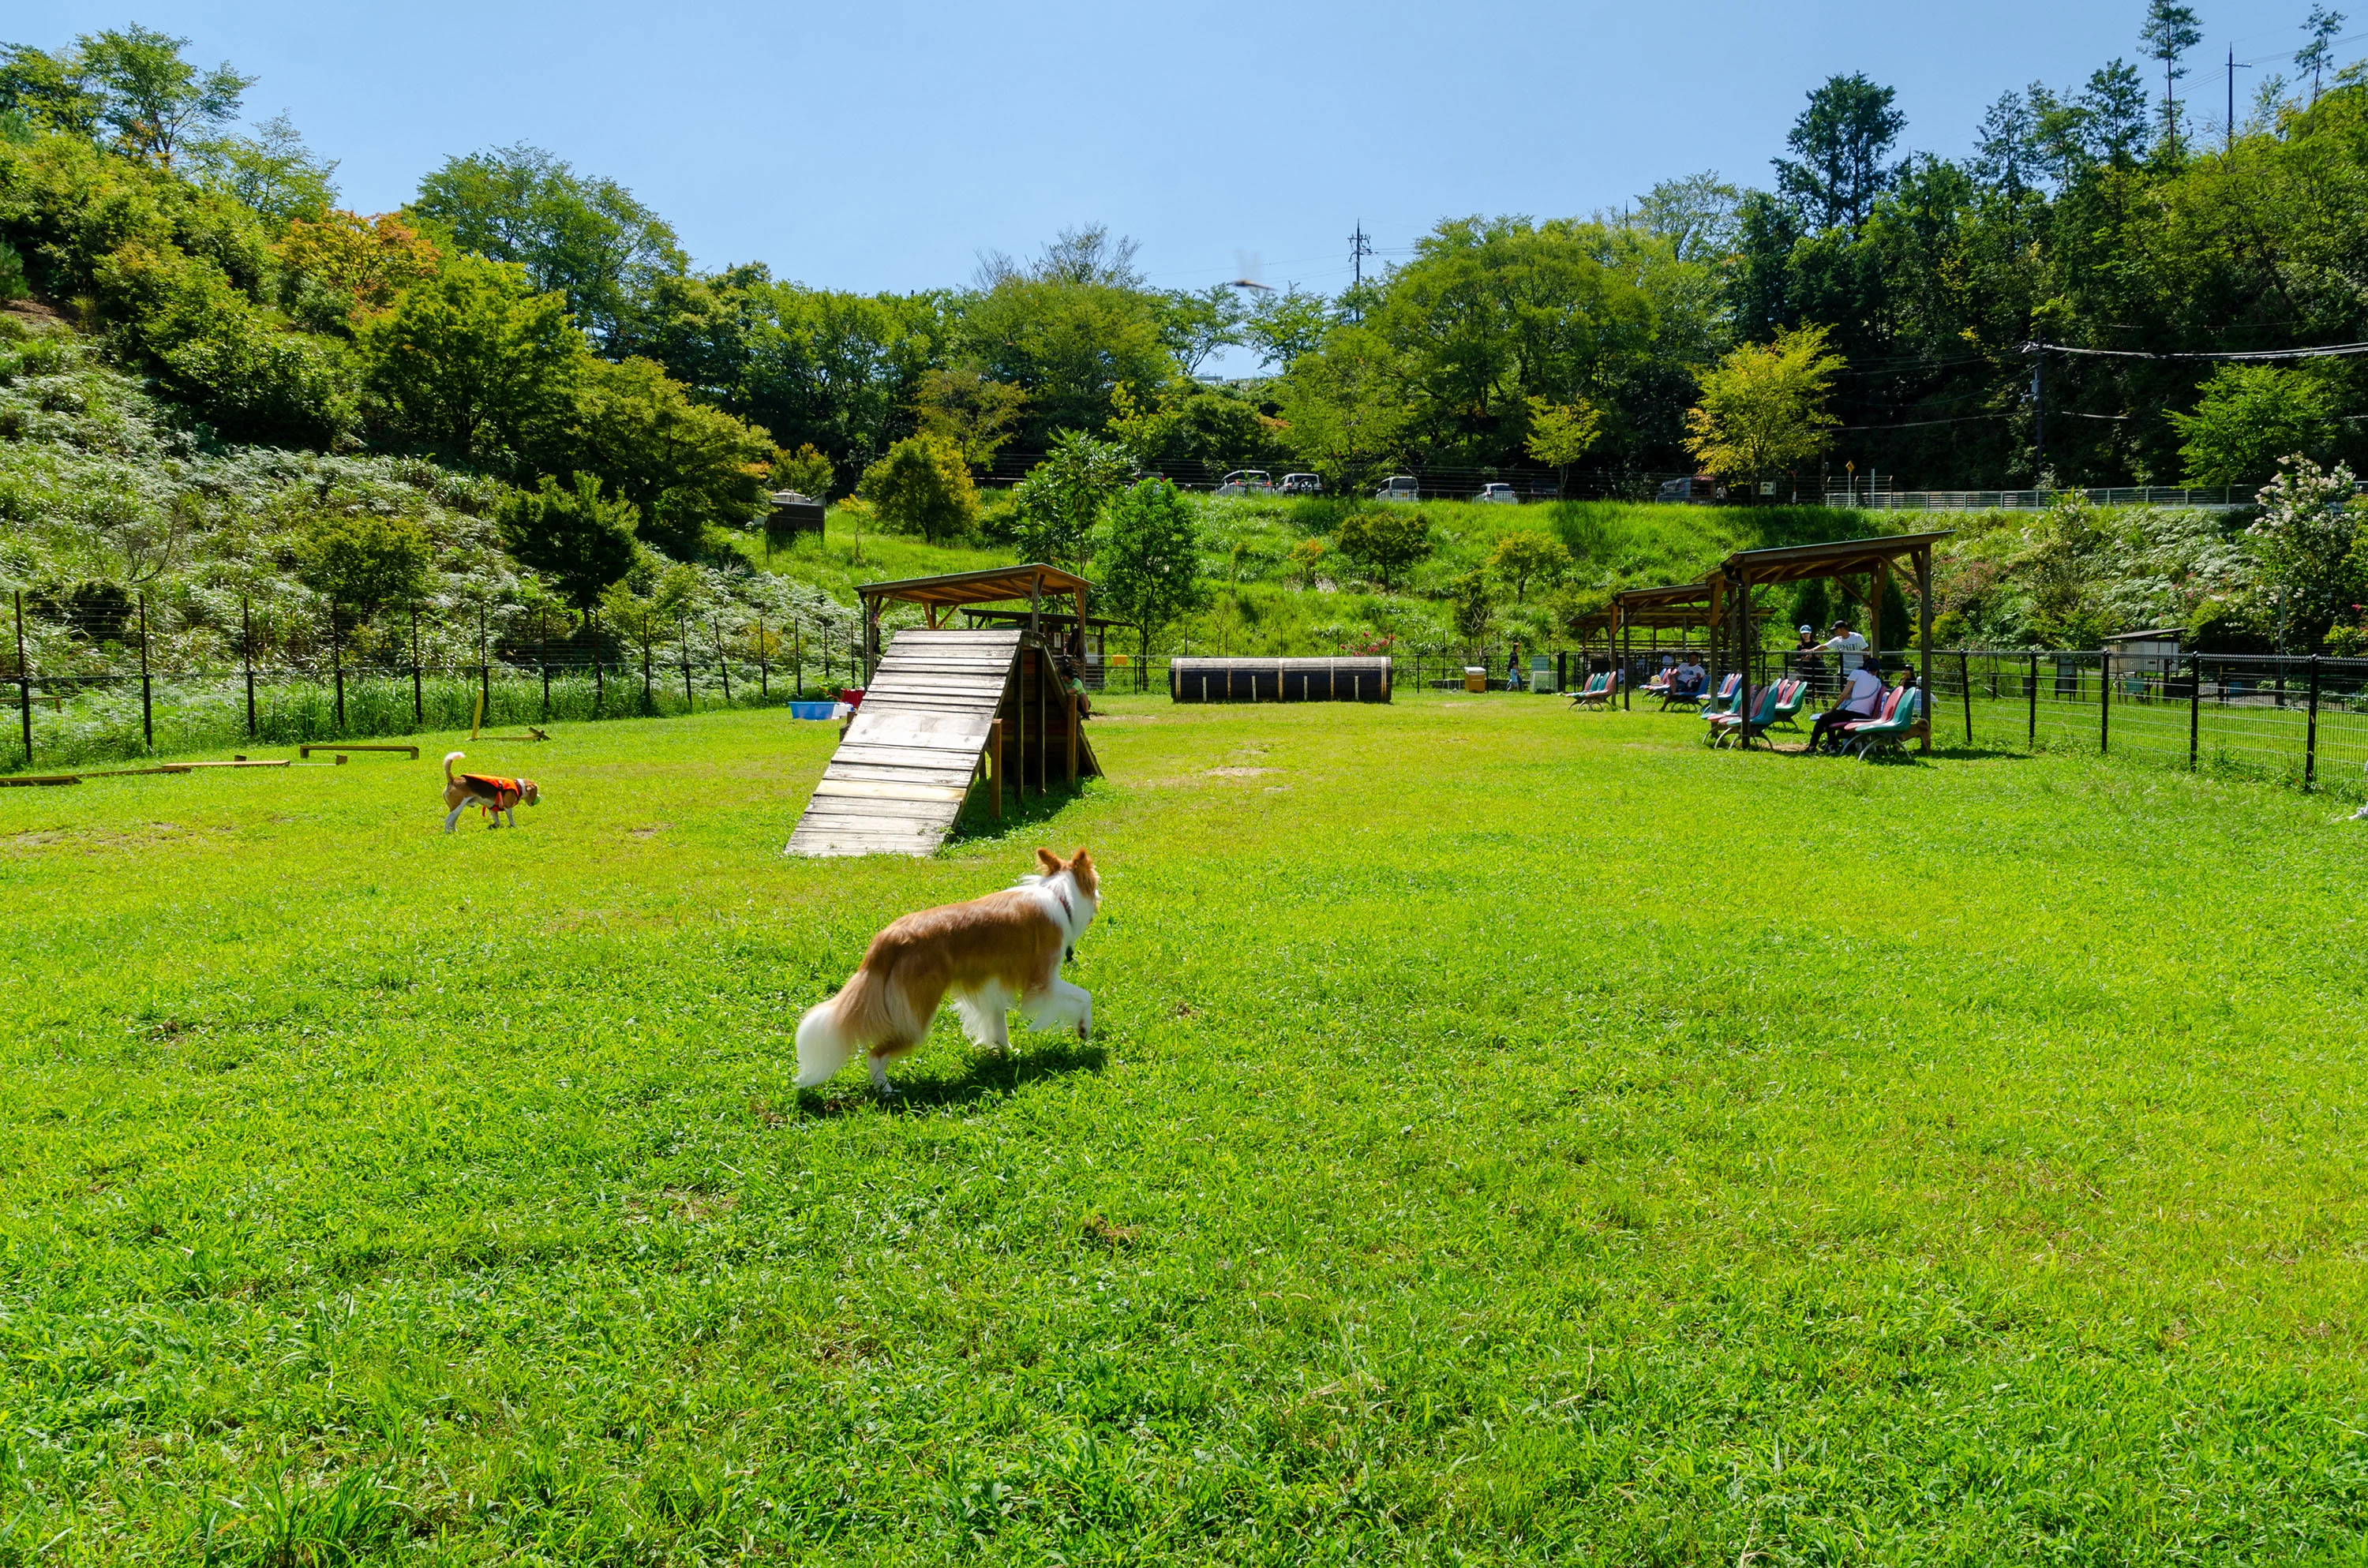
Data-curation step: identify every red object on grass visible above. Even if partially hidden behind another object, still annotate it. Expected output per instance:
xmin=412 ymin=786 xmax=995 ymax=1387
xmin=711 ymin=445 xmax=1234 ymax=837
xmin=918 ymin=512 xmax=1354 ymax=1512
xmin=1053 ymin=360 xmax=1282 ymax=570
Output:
xmin=841 ymin=688 xmax=864 ymax=710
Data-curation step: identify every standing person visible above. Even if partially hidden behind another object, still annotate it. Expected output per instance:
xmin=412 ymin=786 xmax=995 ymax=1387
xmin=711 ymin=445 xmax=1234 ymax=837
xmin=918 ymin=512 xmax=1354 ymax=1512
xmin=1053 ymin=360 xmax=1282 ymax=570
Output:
xmin=1814 ymin=619 xmax=1868 ymax=683
xmin=1809 ymin=661 xmax=1885 ymax=752
xmin=1793 ymin=624 xmax=1827 ymax=698
xmin=1505 ymin=648 xmax=1523 ymax=690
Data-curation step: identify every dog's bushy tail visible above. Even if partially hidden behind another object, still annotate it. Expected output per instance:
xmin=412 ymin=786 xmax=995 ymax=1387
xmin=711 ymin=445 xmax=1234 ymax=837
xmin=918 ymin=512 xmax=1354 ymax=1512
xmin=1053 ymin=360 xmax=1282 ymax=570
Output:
xmin=794 ymin=961 xmax=909 ymax=1087
xmin=444 ymin=750 xmax=464 ymax=783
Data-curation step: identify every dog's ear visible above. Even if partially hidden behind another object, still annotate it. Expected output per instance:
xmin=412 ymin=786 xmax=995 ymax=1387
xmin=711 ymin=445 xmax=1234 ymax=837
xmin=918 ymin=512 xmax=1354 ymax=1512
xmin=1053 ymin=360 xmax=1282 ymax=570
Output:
xmin=1035 ymin=847 xmax=1062 ymax=876
xmin=1069 ymin=846 xmax=1096 ymax=893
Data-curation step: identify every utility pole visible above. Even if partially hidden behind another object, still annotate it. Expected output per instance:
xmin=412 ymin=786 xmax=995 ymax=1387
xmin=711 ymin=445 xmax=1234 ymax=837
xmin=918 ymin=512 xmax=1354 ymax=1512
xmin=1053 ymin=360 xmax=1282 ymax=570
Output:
xmin=2227 ymin=47 xmax=2250 ymax=153
xmin=1349 ymin=221 xmax=1372 ymax=290
xmin=2030 ymin=339 xmax=2047 ymax=473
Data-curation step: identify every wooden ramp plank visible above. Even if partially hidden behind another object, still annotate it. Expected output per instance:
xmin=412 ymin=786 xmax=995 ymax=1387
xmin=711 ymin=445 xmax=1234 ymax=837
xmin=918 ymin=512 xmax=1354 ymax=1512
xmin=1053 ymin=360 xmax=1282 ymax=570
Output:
xmin=785 ymin=628 xmax=1025 ymax=859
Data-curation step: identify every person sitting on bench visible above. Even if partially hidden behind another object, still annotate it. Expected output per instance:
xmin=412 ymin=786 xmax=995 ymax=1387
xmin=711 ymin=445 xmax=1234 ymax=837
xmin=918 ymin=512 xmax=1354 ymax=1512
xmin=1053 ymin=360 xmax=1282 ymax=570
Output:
xmin=1672 ymin=657 xmax=1706 ymax=698
xmin=1811 ymin=664 xmax=1885 ymax=750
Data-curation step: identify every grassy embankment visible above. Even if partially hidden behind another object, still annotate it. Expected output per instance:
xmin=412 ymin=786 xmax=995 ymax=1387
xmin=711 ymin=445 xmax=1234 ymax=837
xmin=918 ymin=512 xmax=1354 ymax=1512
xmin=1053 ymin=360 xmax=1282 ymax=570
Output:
xmin=5 ymin=694 xmax=2366 ymax=1562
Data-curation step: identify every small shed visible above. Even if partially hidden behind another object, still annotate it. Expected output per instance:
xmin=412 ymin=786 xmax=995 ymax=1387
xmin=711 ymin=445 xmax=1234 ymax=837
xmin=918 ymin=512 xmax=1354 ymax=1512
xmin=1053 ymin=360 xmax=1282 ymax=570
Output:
xmin=2104 ymin=627 xmax=2183 ymax=671
xmin=765 ymin=491 xmax=826 ymax=548
xmin=1169 ymin=657 xmax=1392 ymax=703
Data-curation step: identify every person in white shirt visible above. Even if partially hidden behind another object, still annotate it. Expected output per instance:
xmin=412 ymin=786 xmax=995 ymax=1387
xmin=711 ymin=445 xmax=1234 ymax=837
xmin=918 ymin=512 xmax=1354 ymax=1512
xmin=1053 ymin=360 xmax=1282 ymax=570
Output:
xmin=1810 ymin=663 xmax=1887 ymax=751
xmin=1815 ymin=619 xmax=1868 ymax=674
xmin=1673 ymin=656 xmax=1707 ymax=697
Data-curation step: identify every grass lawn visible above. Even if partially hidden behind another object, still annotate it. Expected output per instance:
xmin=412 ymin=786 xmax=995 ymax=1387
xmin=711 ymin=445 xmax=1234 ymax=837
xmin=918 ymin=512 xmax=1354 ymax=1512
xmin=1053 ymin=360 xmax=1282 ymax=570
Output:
xmin=5 ymin=695 xmax=2367 ymax=1564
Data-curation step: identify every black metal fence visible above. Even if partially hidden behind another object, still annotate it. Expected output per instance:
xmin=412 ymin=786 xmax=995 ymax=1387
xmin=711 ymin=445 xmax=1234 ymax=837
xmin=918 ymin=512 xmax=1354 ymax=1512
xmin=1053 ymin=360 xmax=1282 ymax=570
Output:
xmin=6 ymin=590 xmax=871 ymax=773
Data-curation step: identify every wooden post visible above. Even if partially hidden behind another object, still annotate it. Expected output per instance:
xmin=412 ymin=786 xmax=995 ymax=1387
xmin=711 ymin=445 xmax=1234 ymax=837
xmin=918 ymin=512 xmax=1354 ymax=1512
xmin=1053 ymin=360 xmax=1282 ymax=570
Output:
xmin=409 ymin=605 xmax=422 ymax=726
xmin=793 ymin=624 xmax=803 ymax=698
xmin=539 ymin=608 xmax=551 ymax=720
xmin=679 ymin=615 xmax=694 ymax=708
xmin=1066 ymin=690 xmax=1077 ymax=784
xmin=988 ymin=719 xmax=1002 ymax=818
xmin=245 ymin=597 xmax=258 ymax=739
xmin=1872 ymin=559 xmax=1888 ymax=680
xmin=592 ymin=610 xmax=604 ymax=717
xmin=757 ymin=618 xmax=768 ymax=697
xmin=2029 ymin=650 xmax=2039 ymax=748
xmin=714 ymin=616 xmax=731 ymax=702
xmin=13 ymin=589 xmax=29 ymax=765
xmin=478 ymin=607 xmax=491 ymax=727
xmin=330 ymin=601 xmax=344 ymax=732
xmin=1959 ymin=648 xmax=1972 ymax=747
xmin=2100 ymin=649 xmax=2110 ymax=754
xmin=1917 ymin=546 xmax=1933 ymax=754
xmin=139 ymin=591 xmax=153 ymax=751
xmin=640 ymin=612 xmax=652 ymax=710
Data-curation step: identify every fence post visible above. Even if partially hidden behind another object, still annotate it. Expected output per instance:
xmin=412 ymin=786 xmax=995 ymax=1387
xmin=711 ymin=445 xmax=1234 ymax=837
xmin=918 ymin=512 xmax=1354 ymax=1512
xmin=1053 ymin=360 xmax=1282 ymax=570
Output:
xmin=330 ymin=601 xmax=344 ymax=732
xmin=14 ymin=589 xmax=29 ymax=765
xmin=714 ymin=616 xmax=731 ymax=702
xmin=1960 ymin=649 xmax=1972 ymax=747
xmin=2099 ymin=649 xmax=2109 ymax=754
xmin=757 ymin=618 xmax=767 ymax=698
xmin=2028 ymin=650 xmax=2038 ymax=748
xmin=2189 ymin=651 xmax=2201 ymax=770
xmin=243 ymin=597 xmax=257 ymax=739
xmin=478 ymin=606 xmax=491 ymax=725
xmin=640 ymin=612 xmax=652 ymax=711
xmin=139 ymin=590 xmax=153 ymax=752
xmin=539 ymin=608 xmax=551 ymax=721
xmin=793 ymin=624 xmax=803 ymax=698
xmin=592 ymin=610 xmax=604 ymax=717
xmin=411 ymin=607 xmax=423 ymax=725
xmin=679 ymin=615 xmax=694 ymax=707
xmin=2306 ymin=654 xmax=2321 ymax=788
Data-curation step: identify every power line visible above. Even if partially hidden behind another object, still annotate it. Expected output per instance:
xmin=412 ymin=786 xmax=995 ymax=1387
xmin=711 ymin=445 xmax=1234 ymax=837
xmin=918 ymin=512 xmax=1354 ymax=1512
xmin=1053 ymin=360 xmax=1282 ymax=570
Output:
xmin=2030 ymin=339 xmax=2368 ymax=361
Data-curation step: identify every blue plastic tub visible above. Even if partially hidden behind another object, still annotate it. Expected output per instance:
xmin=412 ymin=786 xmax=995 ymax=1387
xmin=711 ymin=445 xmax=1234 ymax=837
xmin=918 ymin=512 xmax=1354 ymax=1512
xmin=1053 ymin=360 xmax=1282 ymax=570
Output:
xmin=787 ymin=702 xmax=838 ymax=720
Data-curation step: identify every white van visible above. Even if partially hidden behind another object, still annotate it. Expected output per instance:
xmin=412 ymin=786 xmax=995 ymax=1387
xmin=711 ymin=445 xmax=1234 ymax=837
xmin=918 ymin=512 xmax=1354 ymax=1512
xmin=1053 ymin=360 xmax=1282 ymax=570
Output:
xmin=1374 ymin=475 xmax=1420 ymax=502
xmin=1214 ymin=470 xmax=1273 ymax=497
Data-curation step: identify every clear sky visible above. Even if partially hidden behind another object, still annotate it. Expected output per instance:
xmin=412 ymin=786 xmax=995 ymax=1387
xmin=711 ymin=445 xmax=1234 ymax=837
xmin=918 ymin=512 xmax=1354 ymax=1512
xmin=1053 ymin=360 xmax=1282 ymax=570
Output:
xmin=33 ymin=0 xmax=2340 ymax=369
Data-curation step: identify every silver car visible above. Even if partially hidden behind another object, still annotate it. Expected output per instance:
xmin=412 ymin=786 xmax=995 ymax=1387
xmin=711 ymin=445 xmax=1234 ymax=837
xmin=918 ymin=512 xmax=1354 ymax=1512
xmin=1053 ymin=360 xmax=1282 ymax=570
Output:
xmin=1213 ymin=470 xmax=1274 ymax=497
xmin=1474 ymin=483 xmax=1520 ymax=504
xmin=1374 ymin=475 xmax=1420 ymax=502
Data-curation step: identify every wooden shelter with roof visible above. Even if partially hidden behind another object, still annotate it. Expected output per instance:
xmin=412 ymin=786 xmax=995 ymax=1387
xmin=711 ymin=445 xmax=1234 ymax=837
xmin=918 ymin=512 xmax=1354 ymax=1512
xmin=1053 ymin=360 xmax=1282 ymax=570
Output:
xmin=1604 ymin=531 xmax=1952 ymax=749
xmin=784 ymin=565 xmax=1100 ymax=859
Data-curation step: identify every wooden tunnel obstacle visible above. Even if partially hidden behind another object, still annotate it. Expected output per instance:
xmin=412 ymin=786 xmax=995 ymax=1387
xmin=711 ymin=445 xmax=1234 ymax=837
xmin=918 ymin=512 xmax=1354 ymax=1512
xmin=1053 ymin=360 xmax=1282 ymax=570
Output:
xmin=1167 ymin=657 xmax=1392 ymax=704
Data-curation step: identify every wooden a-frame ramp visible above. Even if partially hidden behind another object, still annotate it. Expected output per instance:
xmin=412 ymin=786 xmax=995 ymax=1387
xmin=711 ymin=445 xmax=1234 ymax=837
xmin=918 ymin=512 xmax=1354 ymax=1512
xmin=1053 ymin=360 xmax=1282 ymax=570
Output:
xmin=784 ymin=626 xmax=1100 ymax=859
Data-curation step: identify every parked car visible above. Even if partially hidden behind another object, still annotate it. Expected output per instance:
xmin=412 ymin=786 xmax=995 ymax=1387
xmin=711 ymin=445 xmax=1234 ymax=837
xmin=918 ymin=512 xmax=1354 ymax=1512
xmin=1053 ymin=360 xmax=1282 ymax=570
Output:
xmin=1214 ymin=470 xmax=1273 ymax=496
xmin=1655 ymin=474 xmax=1723 ymax=504
xmin=1374 ymin=475 xmax=1421 ymax=501
xmin=1474 ymin=482 xmax=1520 ymax=504
xmin=1280 ymin=473 xmax=1323 ymax=496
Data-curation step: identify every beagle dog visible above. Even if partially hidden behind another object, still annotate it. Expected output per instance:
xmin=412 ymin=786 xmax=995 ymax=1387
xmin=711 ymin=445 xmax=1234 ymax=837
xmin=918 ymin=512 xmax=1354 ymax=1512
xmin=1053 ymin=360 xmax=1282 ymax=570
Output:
xmin=442 ymin=750 xmax=540 ymax=831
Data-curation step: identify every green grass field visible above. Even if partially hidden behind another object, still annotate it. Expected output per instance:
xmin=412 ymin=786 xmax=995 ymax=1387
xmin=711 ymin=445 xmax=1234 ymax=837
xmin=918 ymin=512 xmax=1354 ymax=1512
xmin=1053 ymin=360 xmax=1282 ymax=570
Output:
xmin=6 ymin=696 xmax=2367 ymax=1564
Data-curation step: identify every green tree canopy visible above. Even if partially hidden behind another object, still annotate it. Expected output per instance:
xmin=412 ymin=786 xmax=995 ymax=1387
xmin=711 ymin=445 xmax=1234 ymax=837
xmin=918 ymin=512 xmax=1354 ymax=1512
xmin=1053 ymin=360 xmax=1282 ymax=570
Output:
xmin=1683 ymin=324 xmax=1844 ymax=482
xmin=412 ymin=144 xmax=687 ymax=347
xmin=361 ymin=254 xmax=583 ymax=460
xmin=2168 ymin=365 xmax=2338 ymax=487
xmin=1486 ymin=530 xmax=1572 ymax=601
xmin=294 ymin=511 xmax=432 ymax=608
xmin=1333 ymin=509 xmax=1433 ymax=590
xmin=859 ymin=435 xmax=978 ymax=544
xmin=1009 ymin=428 xmax=1132 ymax=568
xmin=1096 ymin=479 xmax=1209 ymax=662
xmin=71 ymin=24 xmax=253 ymax=170
xmin=499 ymin=473 xmax=639 ymax=612
xmin=569 ymin=354 xmax=774 ymax=558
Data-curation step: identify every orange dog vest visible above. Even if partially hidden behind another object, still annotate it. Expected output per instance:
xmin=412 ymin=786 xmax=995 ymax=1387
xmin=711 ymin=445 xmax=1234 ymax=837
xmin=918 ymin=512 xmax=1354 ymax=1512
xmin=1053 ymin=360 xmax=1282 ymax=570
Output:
xmin=462 ymin=773 xmax=524 ymax=810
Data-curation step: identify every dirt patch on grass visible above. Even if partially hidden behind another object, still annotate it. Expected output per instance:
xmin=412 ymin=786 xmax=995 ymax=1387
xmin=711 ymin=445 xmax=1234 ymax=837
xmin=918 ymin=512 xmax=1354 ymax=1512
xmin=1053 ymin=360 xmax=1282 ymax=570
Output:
xmin=1205 ymin=767 xmax=1280 ymax=778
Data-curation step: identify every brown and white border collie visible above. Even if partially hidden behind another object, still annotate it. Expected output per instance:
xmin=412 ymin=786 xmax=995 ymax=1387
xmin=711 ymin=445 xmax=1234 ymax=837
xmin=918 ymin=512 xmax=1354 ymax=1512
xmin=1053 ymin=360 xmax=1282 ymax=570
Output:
xmin=794 ymin=847 xmax=1100 ymax=1095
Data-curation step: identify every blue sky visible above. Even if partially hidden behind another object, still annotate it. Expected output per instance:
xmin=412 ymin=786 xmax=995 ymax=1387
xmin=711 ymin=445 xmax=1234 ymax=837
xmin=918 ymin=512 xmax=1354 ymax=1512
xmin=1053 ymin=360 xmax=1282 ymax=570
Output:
xmin=36 ymin=0 xmax=2340 ymax=363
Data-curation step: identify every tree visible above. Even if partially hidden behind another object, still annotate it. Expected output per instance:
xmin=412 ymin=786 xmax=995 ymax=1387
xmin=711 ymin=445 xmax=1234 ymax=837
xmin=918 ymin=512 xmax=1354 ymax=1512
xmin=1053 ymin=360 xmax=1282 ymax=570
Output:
xmin=1487 ymin=530 xmax=1572 ymax=602
xmin=1634 ymin=172 xmax=1743 ymax=261
xmin=1683 ymin=324 xmax=1845 ymax=483
xmin=1242 ymin=286 xmax=1332 ymax=371
xmin=0 ymin=44 xmax=99 ymax=138
xmin=1523 ymin=395 xmax=1603 ymax=490
xmin=571 ymin=354 xmax=774 ymax=556
xmin=1010 ymin=428 xmax=1131 ymax=567
xmin=859 ymin=436 xmax=978 ymax=544
xmin=770 ymin=443 xmax=834 ymax=499
xmin=2299 ymin=6 xmax=2346 ymax=101
xmin=277 ymin=211 xmax=440 ymax=328
xmin=412 ymin=144 xmax=688 ymax=348
xmin=294 ymin=511 xmax=432 ymax=608
xmin=912 ymin=360 xmax=1027 ymax=468
xmin=193 ymin=113 xmax=336 ymax=227
xmin=2168 ymin=365 xmax=2338 ymax=486
xmin=72 ymin=24 xmax=253 ymax=170
xmin=1157 ymin=284 xmax=1245 ymax=377
xmin=1096 ymin=480 xmax=1210 ymax=669
xmin=1333 ymin=509 xmax=1432 ymax=590
xmin=2140 ymin=2 xmax=2202 ymax=148
xmin=362 ymin=255 xmax=583 ymax=460
xmin=2249 ymin=456 xmax=2362 ymax=652
xmin=1287 ymin=537 xmax=1328 ymax=588
xmin=499 ymin=473 xmax=639 ymax=612
xmin=1972 ymin=91 xmax=2039 ymax=197
xmin=1450 ymin=568 xmax=1496 ymax=657
xmin=1774 ymin=73 xmax=1905 ymax=230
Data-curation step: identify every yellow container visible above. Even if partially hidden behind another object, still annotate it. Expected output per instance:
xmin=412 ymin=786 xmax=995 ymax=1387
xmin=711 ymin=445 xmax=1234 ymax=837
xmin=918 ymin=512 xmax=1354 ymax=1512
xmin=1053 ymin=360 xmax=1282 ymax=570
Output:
xmin=1463 ymin=666 xmax=1486 ymax=693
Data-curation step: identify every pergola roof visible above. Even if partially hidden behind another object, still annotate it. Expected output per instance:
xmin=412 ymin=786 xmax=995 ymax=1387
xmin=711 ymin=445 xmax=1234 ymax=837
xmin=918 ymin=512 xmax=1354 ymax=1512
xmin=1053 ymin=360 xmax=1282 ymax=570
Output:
xmin=856 ymin=563 xmax=1092 ymax=610
xmin=1712 ymin=530 xmax=1954 ymax=586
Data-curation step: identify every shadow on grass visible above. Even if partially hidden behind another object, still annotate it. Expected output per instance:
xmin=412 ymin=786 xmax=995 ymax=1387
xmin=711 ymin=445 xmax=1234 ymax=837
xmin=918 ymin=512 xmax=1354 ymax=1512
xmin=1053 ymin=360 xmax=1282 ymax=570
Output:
xmin=796 ymin=1033 xmax=1107 ymax=1116
xmin=945 ymin=778 xmax=1097 ymax=848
